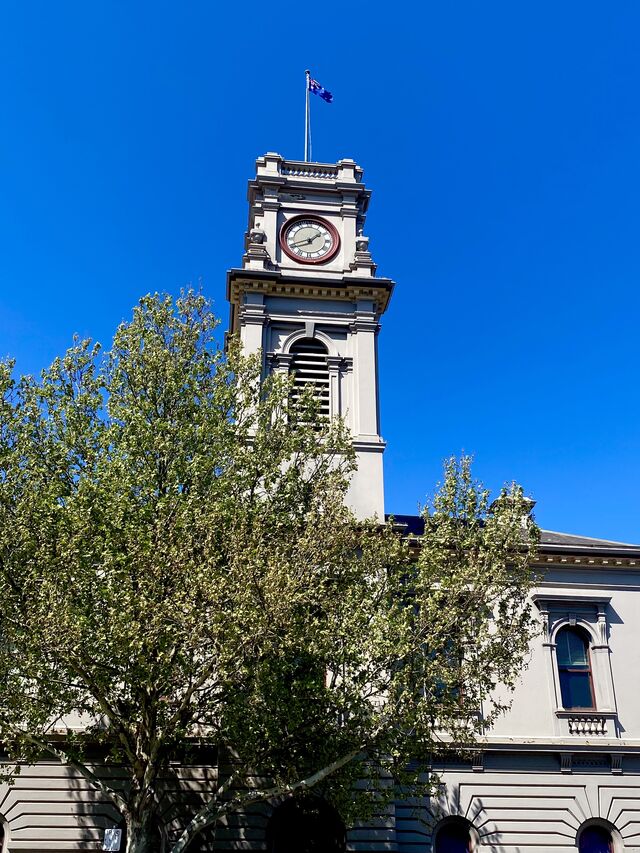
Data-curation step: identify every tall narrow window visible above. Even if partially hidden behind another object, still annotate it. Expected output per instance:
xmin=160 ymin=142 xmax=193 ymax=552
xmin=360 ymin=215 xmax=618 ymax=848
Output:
xmin=435 ymin=820 xmax=473 ymax=853
xmin=289 ymin=338 xmax=330 ymax=419
xmin=579 ymin=825 xmax=613 ymax=853
xmin=556 ymin=627 xmax=595 ymax=709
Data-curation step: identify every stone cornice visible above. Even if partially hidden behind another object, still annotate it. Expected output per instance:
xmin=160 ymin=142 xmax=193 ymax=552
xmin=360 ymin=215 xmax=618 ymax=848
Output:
xmin=533 ymin=552 xmax=640 ymax=569
xmin=394 ymin=526 xmax=640 ymax=567
xmin=477 ymin=736 xmax=640 ymax=753
xmin=227 ymin=268 xmax=394 ymax=333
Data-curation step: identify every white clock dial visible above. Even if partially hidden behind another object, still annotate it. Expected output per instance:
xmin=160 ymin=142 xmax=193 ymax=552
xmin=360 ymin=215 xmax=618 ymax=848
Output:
xmin=281 ymin=217 xmax=339 ymax=264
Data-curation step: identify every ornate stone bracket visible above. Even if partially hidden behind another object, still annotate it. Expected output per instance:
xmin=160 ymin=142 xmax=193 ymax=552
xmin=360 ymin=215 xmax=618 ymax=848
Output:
xmin=243 ymin=227 xmax=273 ymax=270
xmin=349 ymin=233 xmax=377 ymax=276
xmin=558 ymin=751 xmax=624 ymax=775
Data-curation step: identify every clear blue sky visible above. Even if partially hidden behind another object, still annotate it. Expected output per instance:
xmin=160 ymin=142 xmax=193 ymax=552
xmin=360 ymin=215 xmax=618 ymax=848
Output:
xmin=2 ymin=2 xmax=639 ymax=542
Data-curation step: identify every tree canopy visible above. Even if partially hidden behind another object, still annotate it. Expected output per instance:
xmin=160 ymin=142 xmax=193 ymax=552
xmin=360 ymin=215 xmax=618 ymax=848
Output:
xmin=0 ymin=292 xmax=539 ymax=853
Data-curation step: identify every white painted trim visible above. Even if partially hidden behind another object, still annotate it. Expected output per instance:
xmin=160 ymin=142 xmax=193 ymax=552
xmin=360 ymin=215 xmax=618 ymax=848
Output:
xmin=550 ymin=616 xmax=600 ymax=647
xmin=281 ymin=328 xmax=337 ymax=357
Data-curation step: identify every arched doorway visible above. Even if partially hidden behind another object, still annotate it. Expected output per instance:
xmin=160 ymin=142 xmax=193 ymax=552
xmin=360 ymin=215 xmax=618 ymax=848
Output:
xmin=579 ymin=823 xmax=615 ymax=853
xmin=266 ymin=797 xmax=346 ymax=853
xmin=433 ymin=817 xmax=475 ymax=853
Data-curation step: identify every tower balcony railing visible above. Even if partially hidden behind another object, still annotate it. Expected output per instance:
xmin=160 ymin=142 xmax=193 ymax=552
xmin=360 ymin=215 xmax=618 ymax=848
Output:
xmin=282 ymin=161 xmax=339 ymax=179
xmin=256 ymin=152 xmax=363 ymax=183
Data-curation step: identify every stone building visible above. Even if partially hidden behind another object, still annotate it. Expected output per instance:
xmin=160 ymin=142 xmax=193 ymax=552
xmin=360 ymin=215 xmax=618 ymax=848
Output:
xmin=227 ymin=154 xmax=640 ymax=853
xmin=1 ymin=155 xmax=639 ymax=852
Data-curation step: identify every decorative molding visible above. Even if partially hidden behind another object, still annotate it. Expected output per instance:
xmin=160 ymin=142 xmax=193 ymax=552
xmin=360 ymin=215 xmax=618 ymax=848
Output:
xmin=325 ymin=355 xmax=344 ymax=372
xmin=281 ymin=164 xmax=339 ymax=179
xmin=228 ymin=277 xmax=392 ymax=322
xmin=535 ymin=554 xmax=640 ymax=568
xmin=567 ymin=716 xmax=608 ymax=736
xmin=239 ymin=303 xmax=267 ymax=327
xmin=573 ymin=754 xmax=608 ymax=768
xmin=555 ymin=710 xmax=618 ymax=739
xmin=532 ymin=594 xmax=612 ymax=607
xmin=540 ymin=608 xmax=550 ymax=642
xmin=350 ymin=318 xmax=379 ymax=334
xmin=610 ymin=752 xmax=624 ymax=774
xmin=349 ymin=234 xmax=377 ymax=277
xmin=352 ymin=438 xmax=387 ymax=453
xmin=270 ymin=353 xmax=293 ymax=373
xmin=471 ymin=752 xmax=484 ymax=772
xmin=281 ymin=327 xmax=337 ymax=358
xmin=560 ymin=753 xmax=573 ymax=773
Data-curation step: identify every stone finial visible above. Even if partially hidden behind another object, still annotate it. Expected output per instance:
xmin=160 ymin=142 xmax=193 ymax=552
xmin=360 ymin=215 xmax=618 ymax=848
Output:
xmin=256 ymin=152 xmax=284 ymax=175
xmin=243 ymin=227 xmax=271 ymax=270
xmin=350 ymin=234 xmax=377 ymax=277
xmin=249 ymin=227 xmax=266 ymax=245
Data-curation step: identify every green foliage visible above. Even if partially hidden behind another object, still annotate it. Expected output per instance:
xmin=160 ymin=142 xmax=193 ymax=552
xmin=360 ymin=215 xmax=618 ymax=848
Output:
xmin=0 ymin=292 xmax=538 ymax=853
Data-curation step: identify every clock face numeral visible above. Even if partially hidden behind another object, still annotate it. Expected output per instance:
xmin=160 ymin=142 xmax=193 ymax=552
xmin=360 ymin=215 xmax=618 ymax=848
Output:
xmin=281 ymin=217 xmax=339 ymax=264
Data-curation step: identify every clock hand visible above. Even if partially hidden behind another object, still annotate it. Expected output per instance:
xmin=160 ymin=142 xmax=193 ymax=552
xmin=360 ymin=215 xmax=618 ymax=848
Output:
xmin=291 ymin=236 xmax=317 ymax=247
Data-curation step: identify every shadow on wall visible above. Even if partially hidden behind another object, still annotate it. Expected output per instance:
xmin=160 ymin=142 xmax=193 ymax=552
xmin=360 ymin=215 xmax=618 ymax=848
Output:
xmin=266 ymin=797 xmax=346 ymax=853
xmin=428 ymin=787 xmax=508 ymax=853
xmin=69 ymin=750 xmax=228 ymax=852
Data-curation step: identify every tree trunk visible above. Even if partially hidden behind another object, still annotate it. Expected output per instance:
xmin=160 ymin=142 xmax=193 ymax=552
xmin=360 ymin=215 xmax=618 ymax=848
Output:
xmin=126 ymin=815 xmax=159 ymax=853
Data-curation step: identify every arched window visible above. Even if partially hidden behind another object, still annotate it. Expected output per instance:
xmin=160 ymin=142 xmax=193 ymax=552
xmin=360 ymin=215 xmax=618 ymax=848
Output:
xmin=434 ymin=819 xmax=473 ymax=853
xmin=579 ymin=824 xmax=614 ymax=852
xmin=556 ymin=626 xmax=595 ymax=709
xmin=266 ymin=796 xmax=346 ymax=853
xmin=289 ymin=338 xmax=330 ymax=419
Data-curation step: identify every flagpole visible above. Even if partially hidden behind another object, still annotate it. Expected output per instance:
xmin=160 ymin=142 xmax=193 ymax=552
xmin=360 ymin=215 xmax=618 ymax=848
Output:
xmin=304 ymin=69 xmax=310 ymax=162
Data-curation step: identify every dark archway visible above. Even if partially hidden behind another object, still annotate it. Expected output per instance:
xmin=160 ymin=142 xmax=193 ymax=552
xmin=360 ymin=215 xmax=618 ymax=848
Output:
xmin=434 ymin=817 xmax=475 ymax=853
xmin=266 ymin=797 xmax=346 ymax=853
xmin=579 ymin=823 xmax=614 ymax=853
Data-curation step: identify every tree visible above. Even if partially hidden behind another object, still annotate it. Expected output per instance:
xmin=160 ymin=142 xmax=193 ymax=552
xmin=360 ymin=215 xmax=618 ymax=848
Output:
xmin=0 ymin=292 xmax=539 ymax=853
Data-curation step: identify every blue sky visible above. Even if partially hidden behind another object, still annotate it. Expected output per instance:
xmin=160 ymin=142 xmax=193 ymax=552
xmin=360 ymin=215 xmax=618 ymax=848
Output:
xmin=1 ymin=2 xmax=640 ymax=541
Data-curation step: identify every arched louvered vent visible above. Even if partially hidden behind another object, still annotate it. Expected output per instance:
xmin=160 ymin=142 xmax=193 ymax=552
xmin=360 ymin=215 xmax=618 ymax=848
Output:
xmin=289 ymin=338 xmax=330 ymax=419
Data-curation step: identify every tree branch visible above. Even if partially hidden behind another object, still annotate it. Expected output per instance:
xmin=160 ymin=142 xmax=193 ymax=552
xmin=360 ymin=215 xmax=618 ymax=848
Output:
xmin=170 ymin=748 xmax=362 ymax=853
xmin=22 ymin=732 xmax=128 ymax=814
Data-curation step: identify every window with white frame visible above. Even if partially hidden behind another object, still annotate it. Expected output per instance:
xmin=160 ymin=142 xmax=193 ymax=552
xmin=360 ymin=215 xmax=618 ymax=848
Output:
xmin=533 ymin=594 xmax=618 ymax=736
xmin=555 ymin=625 xmax=596 ymax=710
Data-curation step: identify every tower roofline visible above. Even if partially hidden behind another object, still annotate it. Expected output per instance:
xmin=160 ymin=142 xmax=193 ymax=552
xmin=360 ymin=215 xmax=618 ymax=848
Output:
xmin=254 ymin=152 xmax=365 ymax=184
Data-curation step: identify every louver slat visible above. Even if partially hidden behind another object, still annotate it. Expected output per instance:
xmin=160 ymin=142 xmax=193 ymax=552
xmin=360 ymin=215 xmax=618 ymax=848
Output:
xmin=289 ymin=339 xmax=331 ymax=419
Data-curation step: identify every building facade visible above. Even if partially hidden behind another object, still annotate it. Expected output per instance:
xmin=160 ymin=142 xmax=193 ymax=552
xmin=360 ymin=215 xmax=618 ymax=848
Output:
xmin=0 ymin=155 xmax=638 ymax=852
xmin=225 ymin=155 xmax=640 ymax=853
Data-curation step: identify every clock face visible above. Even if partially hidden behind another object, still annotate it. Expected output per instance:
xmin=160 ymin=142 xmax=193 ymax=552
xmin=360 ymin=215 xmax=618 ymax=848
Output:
xmin=280 ymin=216 xmax=340 ymax=264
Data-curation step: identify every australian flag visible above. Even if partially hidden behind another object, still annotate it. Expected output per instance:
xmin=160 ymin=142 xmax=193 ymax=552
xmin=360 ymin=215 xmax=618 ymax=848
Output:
xmin=309 ymin=77 xmax=333 ymax=103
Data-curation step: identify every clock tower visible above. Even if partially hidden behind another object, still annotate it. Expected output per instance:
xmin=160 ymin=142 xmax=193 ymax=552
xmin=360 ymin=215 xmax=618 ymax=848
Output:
xmin=227 ymin=153 xmax=394 ymax=519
